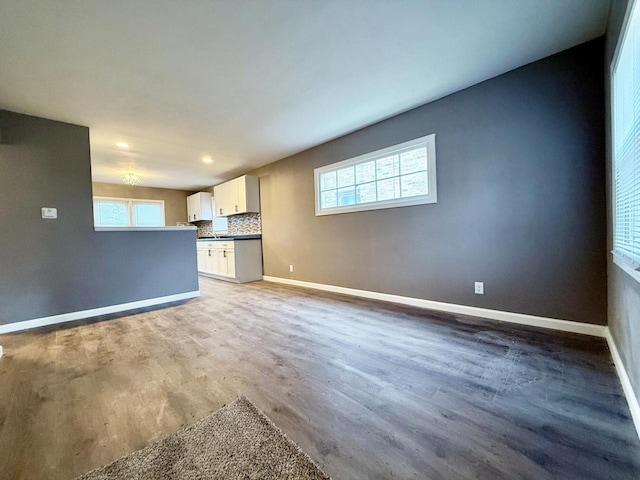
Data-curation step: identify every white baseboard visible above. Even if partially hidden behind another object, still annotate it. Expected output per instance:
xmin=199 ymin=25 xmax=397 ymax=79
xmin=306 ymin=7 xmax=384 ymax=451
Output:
xmin=262 ymin=276 xmax=606 ymax=337
xmin=605 ymin=328 xmax=640 ymax=441
xmin=0 ymin=290 xmax=201 ymax=335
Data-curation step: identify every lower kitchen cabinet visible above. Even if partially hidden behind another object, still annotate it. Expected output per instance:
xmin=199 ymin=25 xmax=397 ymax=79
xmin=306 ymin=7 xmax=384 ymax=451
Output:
xmin=196 ymin=239 xmax=262 ymax=283
xmin=196 ymin=248 xmax=207 ymax=272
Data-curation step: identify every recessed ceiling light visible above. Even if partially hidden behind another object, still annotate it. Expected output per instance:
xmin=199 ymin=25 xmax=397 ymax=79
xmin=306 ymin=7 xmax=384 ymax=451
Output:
xmin=115 ymin=142 xmax=129 ymax=149
xmin=202 ymin=156 xmax=213 ymax=163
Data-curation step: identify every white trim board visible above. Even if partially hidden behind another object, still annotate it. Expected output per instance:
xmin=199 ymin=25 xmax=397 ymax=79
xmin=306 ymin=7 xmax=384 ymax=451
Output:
xmin=262 ymin=276 xmax=606 ymax=337
xmin=263 ymin=275 xmax=639 ymax=440
xmin=613 ymin=253 xmax=640 ymax=284
xmin=0 ymin=291 xmax=201 ymax=335
xmin=605 ymin=328 xmax=640 ymax=441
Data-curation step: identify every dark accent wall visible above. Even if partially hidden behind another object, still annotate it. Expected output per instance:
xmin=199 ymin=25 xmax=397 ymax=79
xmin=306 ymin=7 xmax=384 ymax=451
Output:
xmin=92 ymin=182 xmax=191 ymax=226
xmin=252 ymin=38 xmax=607 ymax=325
xmin=0 ymin=110 xmax=199 ymax=325
xmin=606 ymin=0 xmax=640 ymax=406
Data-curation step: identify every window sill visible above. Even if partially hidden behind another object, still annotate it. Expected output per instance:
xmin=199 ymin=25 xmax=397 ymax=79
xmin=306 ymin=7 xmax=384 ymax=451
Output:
xmin=95 ymin=226 xmax=197 ymax=232
xmin=613 ymin=252 xmax=640 ymax=284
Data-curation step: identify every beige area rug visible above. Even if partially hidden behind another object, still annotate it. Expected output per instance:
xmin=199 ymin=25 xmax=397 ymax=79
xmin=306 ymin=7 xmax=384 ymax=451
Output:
xmin=76 ymin=396 xmax=329 ymax=480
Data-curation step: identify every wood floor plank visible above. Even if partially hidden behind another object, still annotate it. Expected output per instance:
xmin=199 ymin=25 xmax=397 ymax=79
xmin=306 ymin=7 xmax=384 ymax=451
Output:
xmin=0 ymin=278 xmax=638 ymax=479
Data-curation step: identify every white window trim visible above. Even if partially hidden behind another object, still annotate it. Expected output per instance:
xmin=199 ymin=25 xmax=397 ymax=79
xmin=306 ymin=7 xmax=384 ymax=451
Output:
xmin=314 ymin=134 xmax=437 ymax=216
xmin=610 ymin=0 xmax=640 ymax=283
xmin=93 ymin=196 xmax=166 ymax=227
xmin=613 ymin=252 xmax=640 ymax=283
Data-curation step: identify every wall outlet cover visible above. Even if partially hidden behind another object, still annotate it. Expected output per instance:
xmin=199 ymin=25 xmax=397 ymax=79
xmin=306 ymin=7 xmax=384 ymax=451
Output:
xmin=41 ymin=207 xmax=57 ymax=219
xmin=289 ymin=265 xmax=294 ymax=272
xmin=474 ymin=282 xmax=484 ymax=294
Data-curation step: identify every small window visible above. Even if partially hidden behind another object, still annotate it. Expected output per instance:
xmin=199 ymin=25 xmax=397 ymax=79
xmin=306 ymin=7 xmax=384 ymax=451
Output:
xmin=93 ymin=197 xmax=165 ymax=227
xmin=612 ymin=0 xmax=640 ymax=271
xmin=314 ymin=134 xmax=436 ymax=216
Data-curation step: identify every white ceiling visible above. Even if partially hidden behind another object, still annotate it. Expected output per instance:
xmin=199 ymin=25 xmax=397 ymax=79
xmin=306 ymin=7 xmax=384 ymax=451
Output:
xmin=0 ymin=0 xmax=610 ymax=191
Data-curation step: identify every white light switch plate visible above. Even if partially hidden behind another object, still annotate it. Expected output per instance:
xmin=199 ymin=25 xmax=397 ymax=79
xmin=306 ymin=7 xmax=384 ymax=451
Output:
xmin=41 ymin=207 xmax=57 ymax=219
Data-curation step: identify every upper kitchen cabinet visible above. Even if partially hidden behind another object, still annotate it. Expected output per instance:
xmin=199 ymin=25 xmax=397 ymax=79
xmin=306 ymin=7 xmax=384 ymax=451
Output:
xmin=213 ymin=175 xmax=260 ymax=217
xmin=187 ymin=192 xmax=213 ymax=222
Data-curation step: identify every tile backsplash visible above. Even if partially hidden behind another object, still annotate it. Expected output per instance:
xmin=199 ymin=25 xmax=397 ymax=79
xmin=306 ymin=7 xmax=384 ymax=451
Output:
xmin=194 ymin=213 xmax=261 ymax=238
xmin=195 ymin=221 xmax=215 ymax=238
xmin=228 ymin=213 xmax=261 ymax=235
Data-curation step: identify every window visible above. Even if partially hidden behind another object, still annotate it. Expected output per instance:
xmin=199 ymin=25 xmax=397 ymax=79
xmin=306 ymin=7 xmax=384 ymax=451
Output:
xmin=93 ymin=197 xmax=165 ymax=227
xmin=612 ymin=0 xmax=640 ymax=276
xmin=314 ymin=134 xmax=436 ymax=216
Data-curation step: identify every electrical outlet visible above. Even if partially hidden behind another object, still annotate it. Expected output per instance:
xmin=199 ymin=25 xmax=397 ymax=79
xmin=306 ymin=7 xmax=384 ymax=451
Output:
xmin=41 ymin=207 xmax=57 ymax=219
xmin=289 ymin=265 xmax=294 ymax=273
xmin=474 ymin=282 xmax=484 ymax=295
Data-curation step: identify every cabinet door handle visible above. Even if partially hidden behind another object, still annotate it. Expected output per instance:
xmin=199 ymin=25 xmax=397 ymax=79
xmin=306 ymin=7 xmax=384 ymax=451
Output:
xmin=194 ymin=214 xmax=197 ymax=220
xmin=223 ymin=250 xmax=226 ymax=258
xmin=235 ymin=205 xmax=238 ymax=212
xmin=208 ymin=250 xmax=211 ymax=256
xmin=219 ymin=208 xmax=222 ymax=215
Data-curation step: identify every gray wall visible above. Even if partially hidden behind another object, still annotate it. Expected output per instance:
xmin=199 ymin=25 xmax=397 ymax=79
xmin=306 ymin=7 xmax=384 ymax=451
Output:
xmin=252 ymin=38 xmax=607 ymax=325
xmin=92 ymin=182 xmax=190 ymax=226
xmin=606 ymin=0 xmax=640 ymax=406
xmin=0 ymin=110 xmax=199 ymax=325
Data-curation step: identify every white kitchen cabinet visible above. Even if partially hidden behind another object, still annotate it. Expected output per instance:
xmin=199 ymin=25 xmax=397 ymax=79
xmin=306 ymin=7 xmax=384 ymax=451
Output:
xmin=205 ymin=248 xmax=216 ymax=274
xmin=210 ymin=198 xmax=228 ymax=233
xmin=213 ymin=175 xmax=260 ymax=217
xmin=212 ymin=247 xmax=235 ymax=278
xmin=187 ymin=192 xmax=213 ymax=222
xmin=196 ymin=248 xmax=207 ymax=272
xmin=213 ymin=182 xmax=233 ymax=217
xmin=222 ymin=249 xmax=236 ymax=278
xmin=196 ymin=239 xmax=261 ymax=283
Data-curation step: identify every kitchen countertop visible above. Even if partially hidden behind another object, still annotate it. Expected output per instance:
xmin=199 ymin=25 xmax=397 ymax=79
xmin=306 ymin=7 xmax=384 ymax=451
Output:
xmin=197 ymin=234 xmax=261 ymax=241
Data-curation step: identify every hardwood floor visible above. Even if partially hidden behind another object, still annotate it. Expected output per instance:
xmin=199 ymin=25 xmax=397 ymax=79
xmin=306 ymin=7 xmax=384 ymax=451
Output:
xmin=0 ymin=278 xmax=638 ymax=479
